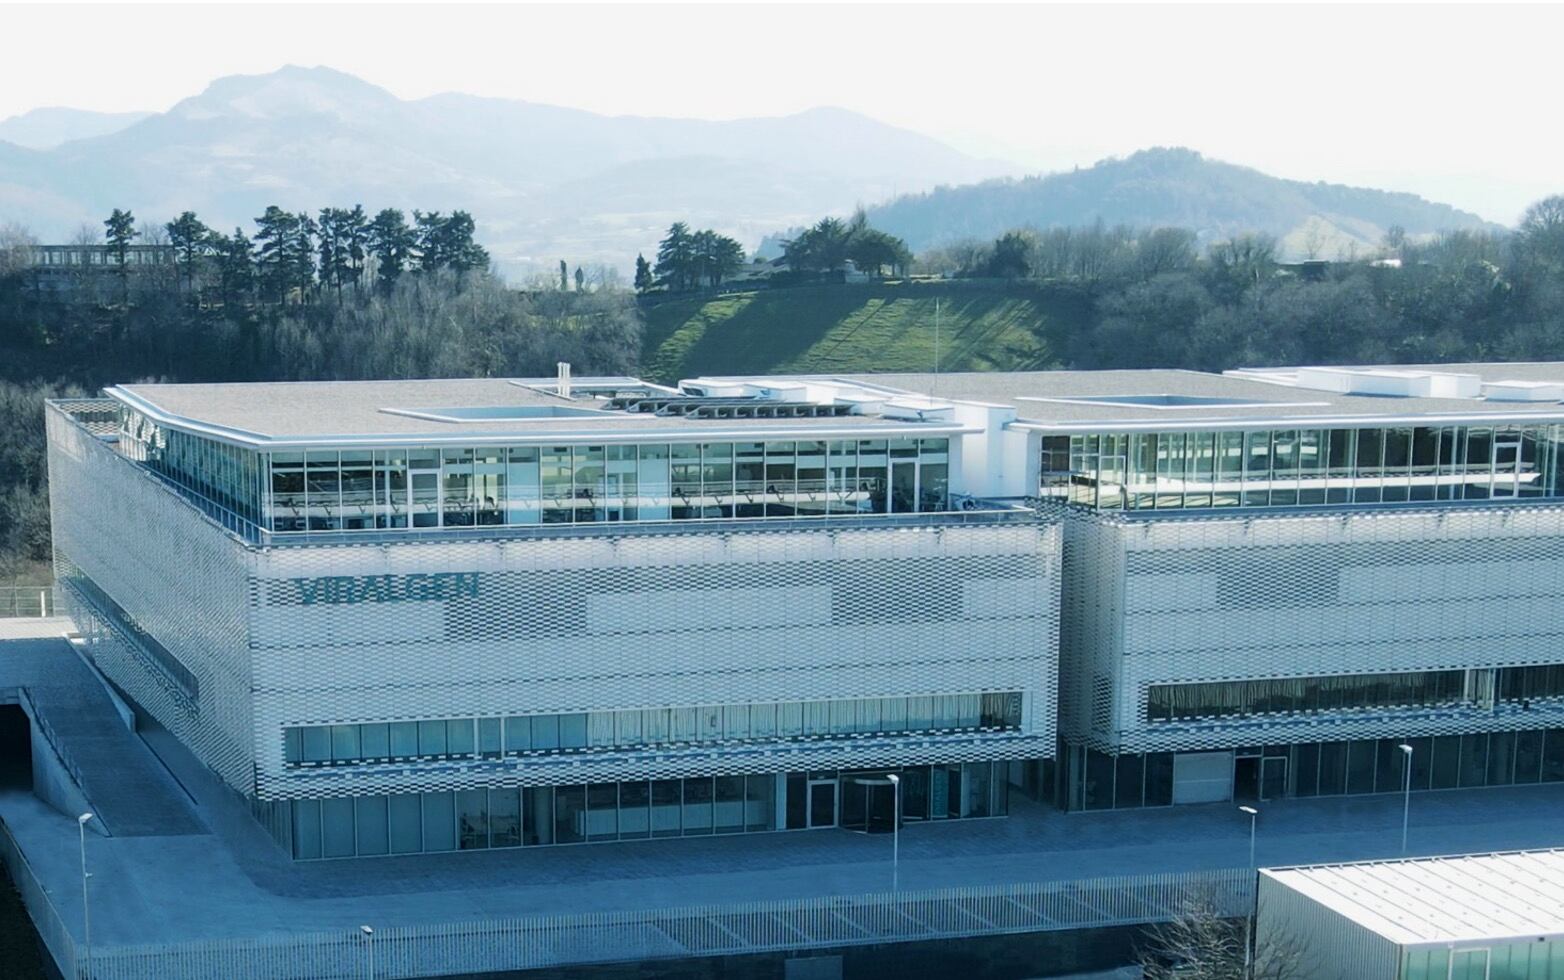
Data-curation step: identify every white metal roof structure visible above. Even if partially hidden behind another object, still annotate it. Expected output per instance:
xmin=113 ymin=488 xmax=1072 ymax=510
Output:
xmin=1262 ymin=849 xmax=1564 ymax=947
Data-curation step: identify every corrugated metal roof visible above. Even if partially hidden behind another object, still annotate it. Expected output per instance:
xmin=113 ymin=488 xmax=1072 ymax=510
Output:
xmin=1262 ymin=849 xmax=1564 ymax=947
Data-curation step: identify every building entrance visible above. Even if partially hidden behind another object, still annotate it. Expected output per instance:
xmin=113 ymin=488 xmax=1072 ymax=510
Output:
xmin=807 ymin=778 xmax=837 ymax=829
xmin=840 ymin=774 xmax=898 ymax=833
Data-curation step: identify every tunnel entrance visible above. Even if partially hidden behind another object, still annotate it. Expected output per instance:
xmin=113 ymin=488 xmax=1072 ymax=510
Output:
xmin=0 ymin=704 xmax=33 ymax=791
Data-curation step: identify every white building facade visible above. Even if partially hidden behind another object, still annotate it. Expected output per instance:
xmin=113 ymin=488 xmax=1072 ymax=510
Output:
xmin=44 ymin=362 xmax=1564 ymax=858
xmin=47 ymin=375 xmax=1059 ymax=859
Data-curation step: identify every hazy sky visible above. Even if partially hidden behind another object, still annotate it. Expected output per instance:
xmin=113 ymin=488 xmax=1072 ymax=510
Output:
xmin=2 ymin=2 xmax=1560 ymax=225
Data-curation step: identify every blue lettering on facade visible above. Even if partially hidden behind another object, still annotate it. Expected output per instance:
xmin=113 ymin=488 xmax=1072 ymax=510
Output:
xmin=292 ymin=572 xmax=479 ymax=605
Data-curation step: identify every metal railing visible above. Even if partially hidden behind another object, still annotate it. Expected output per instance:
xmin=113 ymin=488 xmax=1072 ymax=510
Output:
xmin=0 ymin=585 xmax=54 ymax=619
xmin=10 ymin=866 xmax=1250 ymax=980
xmin=0 ymin=814 xmax=79 ymax=980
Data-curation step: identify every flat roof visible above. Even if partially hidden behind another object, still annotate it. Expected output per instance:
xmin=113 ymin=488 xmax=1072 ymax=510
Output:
xmin=1262 ymin=849 xmax=1564 ymax=947
xmin=836 ymin=364 xmax=1564 ymax=430
xmin=108 ymin=378 xmax=967 ymax=448
xmin=106 ymin=361 xmax=1564 ymax=447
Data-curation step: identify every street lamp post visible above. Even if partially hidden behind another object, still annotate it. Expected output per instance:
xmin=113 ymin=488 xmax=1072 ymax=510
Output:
xmin=77 ymin=812 xmax=93 ymax=979
xmin=1398 ymin=743 xmax=1414 ymax=854
xmin=886 ymin=774 xmax=901 ymax=893
xmin=1238 ymin=805 xmax=1258 ymax=979
xmin=361 ymin=925 xmax=374 ymax=980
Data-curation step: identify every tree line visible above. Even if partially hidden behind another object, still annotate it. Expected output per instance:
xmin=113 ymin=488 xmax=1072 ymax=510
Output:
xmin=87 ymin=204 xmax=491 ymax=308
xmin=637 ymin=211 xmax=914 ymax=295
xmin=0 ymin=207 xmax=640 ymax=585
xmin=781 ymin=211 xmax=912 ymax=277
xmin=639 ymin=223 xmax=747 ymax=293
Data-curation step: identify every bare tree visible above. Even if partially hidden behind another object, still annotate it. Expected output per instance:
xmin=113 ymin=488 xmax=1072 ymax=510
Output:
xmin=1300 ymin=220 xmax=1329 ymax=261
xmin=0 ymin=223 xmax=38 ymax=279
xmin=1138 ymin=891 xmax=1306 ymax=980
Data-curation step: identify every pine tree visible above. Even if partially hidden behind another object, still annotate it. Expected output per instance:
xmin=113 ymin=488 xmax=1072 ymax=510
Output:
xmin=368 ymin=209 xmax=415 ymax=294
xmin=165 ymin=211 xmax=211 ymax=296
xmin=253 ymin=206 xmax=299 ymax=304
xmin=342 ymin=205 xmax=370 ymax=297
xmin=634 ymin=253 xmax=653 ymax=293
xmin=210 ymin=227 xmax=253 ymax=308
xmin=317 ymin=208 xmax=354 ymax=303
xmin=103 ymin=208 xmax=138 ymax=305
xmin=655 ymin=223 xmax=696 ymax=291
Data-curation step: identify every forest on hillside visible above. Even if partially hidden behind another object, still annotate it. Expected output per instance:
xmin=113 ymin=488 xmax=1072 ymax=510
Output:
xmin=918 ymin=196 xmax=1564 ymax=372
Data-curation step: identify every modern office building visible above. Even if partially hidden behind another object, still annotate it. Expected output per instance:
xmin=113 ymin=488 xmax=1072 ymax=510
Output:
xmin=1257 ymin=849 xmax=1564 ymax=979
xmin=44 ymin=361 xmax=1564 ymax=859
xmin=46 ymin=373 xmax=1059 ymax=860
xmin=1013 ymin=364 xmax=1564 ymax=811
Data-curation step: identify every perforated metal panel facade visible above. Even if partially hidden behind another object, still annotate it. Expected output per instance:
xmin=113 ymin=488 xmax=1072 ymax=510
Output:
xmin=47 ymin=405 xmax=257 ymax=792
xmin=46 ymin=405 xmax=1060 ymax=810
xmin=1058 ymin=502 xmax=1564 ymax=755
xmin=252 ymin=521 xmax=1060 ymax=800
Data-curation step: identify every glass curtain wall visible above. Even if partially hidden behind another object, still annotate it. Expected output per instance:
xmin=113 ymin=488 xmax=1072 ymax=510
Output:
xmin=1070 ymin=727 xmax=1564 ymax=811
xmin=285 ymin=692 xmax=1023 ymax=768
xmin=1147 ymin=670 xmax=1469 ymax=723
xmin=263 ymin=438 xmax=952 ymax=533
xmin=288 ymin=761 xmax=1012 ymax=859
xmin=117 ymin=409 xmax=267 ymax=526
xmin=1041 ymin=425 xmax=1564 ymax=511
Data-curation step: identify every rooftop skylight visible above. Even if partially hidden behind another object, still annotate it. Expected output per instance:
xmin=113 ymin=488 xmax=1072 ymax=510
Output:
xmin=1018 ymin=394 xmax=1327 ymax=410
xmin=380 ymin=405 xmax=624 ymax=423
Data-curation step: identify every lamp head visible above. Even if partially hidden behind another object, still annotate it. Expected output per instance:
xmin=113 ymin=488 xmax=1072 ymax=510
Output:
xmin=886 ymin=774 xmax=900 ymax=784
xmin=1238 ymin=805 xmax=1258 ymax=816
xmin=77 ymin=813 xmax=94 ymax=825
xmin=1398 ymin=743 xmax=1414 ymax=755
xmin=360 ymin=925 xmax=373 ymax=936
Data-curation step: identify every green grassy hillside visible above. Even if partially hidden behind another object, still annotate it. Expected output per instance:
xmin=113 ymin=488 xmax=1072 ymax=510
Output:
xmin=640 ymin=281 xmax=1088 ymax=383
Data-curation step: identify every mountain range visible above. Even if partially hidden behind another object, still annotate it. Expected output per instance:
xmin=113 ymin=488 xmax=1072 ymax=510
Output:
xmin=0 ymin=66 xmax=1004 ymax=275
xmin=864 ymin=148 xmax=1502 ymax=260
xmin=0 ymin=66 xmax=1511 ymax=275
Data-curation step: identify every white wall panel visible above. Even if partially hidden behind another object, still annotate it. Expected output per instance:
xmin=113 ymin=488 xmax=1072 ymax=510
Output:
xmin=1058 ymin=502 xmax=1564 ymax=754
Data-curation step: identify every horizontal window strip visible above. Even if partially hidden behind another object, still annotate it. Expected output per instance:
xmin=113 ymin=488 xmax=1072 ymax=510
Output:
xmin=1147 ymin=670 xmax=1469 ymax=724
xmin=1499 ymin=663 xmax=1564 ymax=703
xmin=284 ymin=692 xmax=1023 ymax=768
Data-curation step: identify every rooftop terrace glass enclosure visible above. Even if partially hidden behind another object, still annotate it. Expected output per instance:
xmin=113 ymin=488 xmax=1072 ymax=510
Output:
xmin=117 ymin=408 xmax=952 ymax=535
xmin=1041 ymin=425 xmax=1564 ymax=511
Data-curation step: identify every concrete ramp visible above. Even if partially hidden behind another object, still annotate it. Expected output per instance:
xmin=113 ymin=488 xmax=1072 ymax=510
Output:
xmin=1 ymin=636 xmax=207 ymax=837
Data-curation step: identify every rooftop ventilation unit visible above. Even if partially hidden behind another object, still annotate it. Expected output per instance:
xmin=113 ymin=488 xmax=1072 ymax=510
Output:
xmin=1293 ymin=367 xmax=1482 ymax=399
xmin=1482 ymin=380 xmax=1564 ymax=402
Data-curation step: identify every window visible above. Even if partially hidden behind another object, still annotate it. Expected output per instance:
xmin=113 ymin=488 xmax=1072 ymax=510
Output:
xmin=1148 ymin=670 xmax=1469 ymax=723
xmin=282 ymin=693 xmax=1026 ymax=770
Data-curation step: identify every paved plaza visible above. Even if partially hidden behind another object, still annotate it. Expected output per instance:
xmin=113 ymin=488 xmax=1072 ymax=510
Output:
xmin=4 ymin=632 xmax=1564 ymax=953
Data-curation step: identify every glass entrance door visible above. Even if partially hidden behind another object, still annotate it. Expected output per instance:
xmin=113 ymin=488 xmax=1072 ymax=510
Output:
xmin=409 ymin=467 xmax=441 ymax=528
xmin=1260 ymin=756 xmax=1288 ymax=800
xmin=807 ymin=779 xmax=837 ymax=829
xmin=889 ymin=460 xmax=917 ymax=514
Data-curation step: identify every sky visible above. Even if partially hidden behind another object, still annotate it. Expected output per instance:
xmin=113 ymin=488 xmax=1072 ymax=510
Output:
xmin=1 ymin=2 xmax=1560 ymax=225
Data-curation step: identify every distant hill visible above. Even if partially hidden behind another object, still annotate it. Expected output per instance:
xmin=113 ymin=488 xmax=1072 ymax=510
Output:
xmin=0 ymin=107 xmax=152 ymax=150
xmin=640 ymin=281 xmax=1085 ymax=383
xmin=866 ymin=148 xmax=1504 ymax=259
xmin=0 ymin=66 xmax=1010 ymax=275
